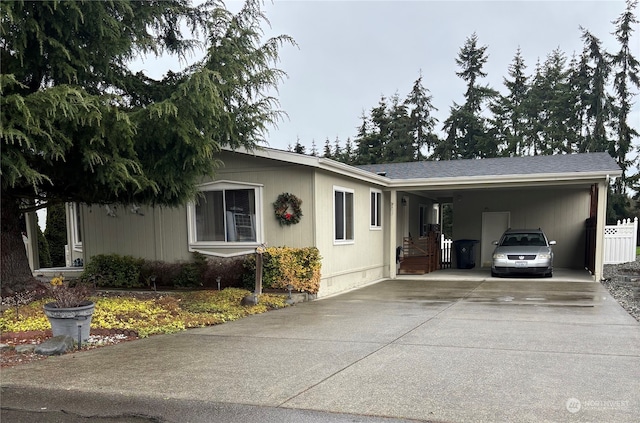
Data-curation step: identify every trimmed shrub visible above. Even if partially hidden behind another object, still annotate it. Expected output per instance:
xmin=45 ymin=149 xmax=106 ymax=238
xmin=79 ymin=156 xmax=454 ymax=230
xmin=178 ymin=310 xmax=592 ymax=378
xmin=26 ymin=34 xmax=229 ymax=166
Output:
xmin=86 ymin=253 xmax=249 ymax=290
xmin=202 ymin=256 xmax=246 ymax=289
xmin=83 ymin=254 xmax=145 ymax=288
xmin=243 ymin=247 xmax=322 ymax=294
xmin=173 ymin=252 xmax=207 ymax=288
xmin=139 ymin=260 xmax=183 ymax=289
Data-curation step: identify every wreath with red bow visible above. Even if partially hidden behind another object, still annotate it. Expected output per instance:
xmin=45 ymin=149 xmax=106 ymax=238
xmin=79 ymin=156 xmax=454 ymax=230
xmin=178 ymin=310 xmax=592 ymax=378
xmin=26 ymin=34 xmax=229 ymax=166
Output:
xmin=273 ymin=193 xmax=303 ymax=226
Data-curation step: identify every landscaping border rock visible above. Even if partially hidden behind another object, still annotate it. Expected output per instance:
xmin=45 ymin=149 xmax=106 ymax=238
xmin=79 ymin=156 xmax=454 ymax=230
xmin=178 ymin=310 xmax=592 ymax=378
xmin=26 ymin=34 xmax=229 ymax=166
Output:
xmin=33 ymin=335 xmax=74 ymax=356
xmin=602 ymin=259 xmax=640 ymax=322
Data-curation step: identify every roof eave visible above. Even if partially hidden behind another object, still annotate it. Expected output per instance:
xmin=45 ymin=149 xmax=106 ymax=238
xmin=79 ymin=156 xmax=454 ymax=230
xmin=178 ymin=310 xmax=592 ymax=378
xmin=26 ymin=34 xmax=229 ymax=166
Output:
xmin=220 ymin=146 xmax=621 ymax=189
xmin=221 ymin=145 xmax=389 ymax=185
xmin=388 ymin=170 xmax=621 ymax=190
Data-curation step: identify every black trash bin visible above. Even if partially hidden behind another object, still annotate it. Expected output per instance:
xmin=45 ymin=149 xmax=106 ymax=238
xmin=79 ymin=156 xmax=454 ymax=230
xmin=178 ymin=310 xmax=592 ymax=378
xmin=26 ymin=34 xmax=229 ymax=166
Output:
xmin=453 ymin=239 xmax=479 ymax=269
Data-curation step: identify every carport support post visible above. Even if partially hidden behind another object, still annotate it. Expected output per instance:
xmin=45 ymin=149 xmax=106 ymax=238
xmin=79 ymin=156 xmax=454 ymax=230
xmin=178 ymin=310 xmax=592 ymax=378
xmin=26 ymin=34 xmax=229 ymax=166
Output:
xmin=390 ymin=190 xmax=398 ymax=279
xmin=594 ymin=180 xmax=608 ymax=281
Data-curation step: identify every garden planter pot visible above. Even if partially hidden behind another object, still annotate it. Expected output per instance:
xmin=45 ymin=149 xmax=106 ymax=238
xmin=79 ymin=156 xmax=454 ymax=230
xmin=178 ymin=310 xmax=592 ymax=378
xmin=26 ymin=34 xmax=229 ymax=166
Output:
xmin=43 ymin=301 xmax=95 ymax=344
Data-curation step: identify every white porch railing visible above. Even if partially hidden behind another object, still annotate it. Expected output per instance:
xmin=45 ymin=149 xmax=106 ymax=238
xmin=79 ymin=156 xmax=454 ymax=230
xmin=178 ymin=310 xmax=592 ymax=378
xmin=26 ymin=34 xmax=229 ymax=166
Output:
xmin=604 ymin=217 xmax=638 ymax=264
xmin=441 ymin=234 xmax=452 ymax=268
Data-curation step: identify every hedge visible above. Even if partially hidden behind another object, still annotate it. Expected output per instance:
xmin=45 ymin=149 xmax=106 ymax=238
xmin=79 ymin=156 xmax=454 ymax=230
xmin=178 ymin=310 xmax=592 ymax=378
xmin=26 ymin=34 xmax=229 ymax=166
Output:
xmin=243 ymin=247 xmax=322 ymax=294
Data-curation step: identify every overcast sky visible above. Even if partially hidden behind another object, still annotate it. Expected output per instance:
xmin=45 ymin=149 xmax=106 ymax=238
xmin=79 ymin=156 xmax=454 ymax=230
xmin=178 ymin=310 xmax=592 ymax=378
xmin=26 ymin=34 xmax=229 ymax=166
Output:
xmin=136 ymin=0 xmax=639 ymax=152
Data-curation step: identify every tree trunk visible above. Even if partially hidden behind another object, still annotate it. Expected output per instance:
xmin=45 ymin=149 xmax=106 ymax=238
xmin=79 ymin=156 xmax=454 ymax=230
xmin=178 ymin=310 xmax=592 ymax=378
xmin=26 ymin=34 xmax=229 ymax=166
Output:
xmin=1 ymin=197 xmax=37 ymax=296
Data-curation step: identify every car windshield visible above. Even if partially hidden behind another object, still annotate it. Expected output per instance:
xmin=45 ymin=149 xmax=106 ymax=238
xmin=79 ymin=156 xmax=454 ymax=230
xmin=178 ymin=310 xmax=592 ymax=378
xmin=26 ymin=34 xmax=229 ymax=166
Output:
xmin=500 ymin=233 xmax=546 ymax=247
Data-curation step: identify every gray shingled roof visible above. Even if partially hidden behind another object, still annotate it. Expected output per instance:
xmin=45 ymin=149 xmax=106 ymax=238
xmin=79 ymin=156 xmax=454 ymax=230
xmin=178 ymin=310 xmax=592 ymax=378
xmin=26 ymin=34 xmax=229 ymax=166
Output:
xmin=355 ymin=152 xmax=621 ymax=179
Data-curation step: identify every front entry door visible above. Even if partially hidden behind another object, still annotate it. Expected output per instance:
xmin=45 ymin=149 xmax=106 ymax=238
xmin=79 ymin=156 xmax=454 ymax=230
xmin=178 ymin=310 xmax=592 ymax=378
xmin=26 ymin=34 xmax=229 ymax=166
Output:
xmin=481 ymin=212 xmax=510 ymax=267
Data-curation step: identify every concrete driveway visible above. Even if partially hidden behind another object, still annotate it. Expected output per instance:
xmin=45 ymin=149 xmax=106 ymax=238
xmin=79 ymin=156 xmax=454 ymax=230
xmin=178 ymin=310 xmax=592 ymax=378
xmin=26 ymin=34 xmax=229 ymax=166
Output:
xmin=2 ymin=278 xmax=639 ymax=423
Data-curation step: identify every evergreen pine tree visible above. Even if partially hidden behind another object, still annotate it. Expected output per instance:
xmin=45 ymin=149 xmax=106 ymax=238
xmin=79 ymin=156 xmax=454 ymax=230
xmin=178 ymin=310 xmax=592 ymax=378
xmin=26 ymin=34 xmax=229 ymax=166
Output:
xmin=1 ymin=0 xmax=294 ymax=291
xmin=323 ymin=138 xmax=333 ymax=158
xmin=435 ymin=105 xmax=461 ymax=160
xmin=333 ymin=136 xmax=342 ymax=160
xmin=568 ymin=50 xmax=592 ymax=152
xmin=488 ymin=48 xmax=529 ymax=156
xmin=385 ymin=93 xmax=414 ymax=162
xmin=441 ymin=33 xmax=497 ymax=159
xmin=580 ymin=28 xmax=613 ymax=154
xmin=609 ymin=0 xmax=640 ymax=194
xmin=368 ymin=96 xmax=390 ymax=163
xmin=523 ymin=60 xmax=547 ymax=155
xmin=293 ymin=137 xmax=306 ymax=154
xmin=405 ymin=73 xmax=438 ymax=160
xmin=343 ymin=137 xmax=354 ymax=164
xmin=525 ymin=50 xmax=574 ymax=155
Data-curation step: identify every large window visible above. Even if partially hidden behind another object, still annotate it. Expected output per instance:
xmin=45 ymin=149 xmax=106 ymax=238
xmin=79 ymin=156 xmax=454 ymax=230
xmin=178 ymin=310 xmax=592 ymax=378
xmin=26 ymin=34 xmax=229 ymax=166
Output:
xmin=189 ymin=182 xmax=262 ymax=245
xmin=334 ymin=186 xmax=354 ymax=243
xmin=370 ymin=189 xmax=382 ymax=229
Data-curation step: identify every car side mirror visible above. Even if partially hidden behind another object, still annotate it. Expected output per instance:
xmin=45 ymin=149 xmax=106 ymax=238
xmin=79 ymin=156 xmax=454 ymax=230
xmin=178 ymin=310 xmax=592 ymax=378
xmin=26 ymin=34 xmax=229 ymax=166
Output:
xmin=549 ymin=240 xmax=556 ymax=245
xmin=492 ymin=240 xmax=498 ymax=245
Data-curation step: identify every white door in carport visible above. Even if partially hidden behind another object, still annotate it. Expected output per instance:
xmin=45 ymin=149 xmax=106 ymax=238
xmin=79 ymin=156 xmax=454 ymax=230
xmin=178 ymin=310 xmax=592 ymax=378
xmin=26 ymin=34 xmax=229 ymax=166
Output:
xmin=481 ymin=212 xmax=510 ymax=267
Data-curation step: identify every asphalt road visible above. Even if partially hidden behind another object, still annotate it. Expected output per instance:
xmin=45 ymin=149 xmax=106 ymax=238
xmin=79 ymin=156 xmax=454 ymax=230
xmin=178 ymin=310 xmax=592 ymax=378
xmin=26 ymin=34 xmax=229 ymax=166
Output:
xmin=1 ymin=386 xmax=424 ymax=423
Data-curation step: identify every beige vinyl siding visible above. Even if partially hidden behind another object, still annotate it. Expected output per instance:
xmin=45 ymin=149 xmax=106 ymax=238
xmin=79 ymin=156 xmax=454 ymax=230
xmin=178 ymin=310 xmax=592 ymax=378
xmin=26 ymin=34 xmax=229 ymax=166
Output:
xmin=313 ymin=170 xmax=387 ymax=297
xmin=155 ymin=206 xmax=191 ymax=261
xmin=82 ymin=204 xmax=191 ymax=263
xmin=82 ymin=151 xmax=316 ymax=264
xmin=453 ymin=187 xmax=591 ymax=269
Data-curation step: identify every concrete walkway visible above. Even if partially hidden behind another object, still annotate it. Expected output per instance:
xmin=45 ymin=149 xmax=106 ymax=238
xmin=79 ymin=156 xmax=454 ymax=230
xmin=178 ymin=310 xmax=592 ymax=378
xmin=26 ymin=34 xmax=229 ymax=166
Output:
xmin=2 ymin=278 xmax=639 ymax=422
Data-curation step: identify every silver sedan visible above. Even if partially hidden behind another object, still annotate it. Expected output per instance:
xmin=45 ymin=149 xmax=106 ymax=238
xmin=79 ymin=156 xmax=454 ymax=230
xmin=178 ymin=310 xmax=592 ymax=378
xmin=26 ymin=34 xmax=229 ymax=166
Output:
xmin=491 ymin=229 xmax=556 ymax=277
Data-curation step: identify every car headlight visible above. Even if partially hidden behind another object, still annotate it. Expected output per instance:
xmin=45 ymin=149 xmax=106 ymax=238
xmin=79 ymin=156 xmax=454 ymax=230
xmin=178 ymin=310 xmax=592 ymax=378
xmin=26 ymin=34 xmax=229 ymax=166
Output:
xmin=493 ymin=253 xmax=507 ymax=259
xmin=538 ymin=253 xmax=551 ymax=259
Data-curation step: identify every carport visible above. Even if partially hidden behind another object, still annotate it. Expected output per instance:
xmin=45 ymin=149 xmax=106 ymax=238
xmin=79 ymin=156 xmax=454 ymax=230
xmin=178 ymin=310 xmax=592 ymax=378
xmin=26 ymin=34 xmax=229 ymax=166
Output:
xmin=358 ymin=153 xmax=622 ymax=282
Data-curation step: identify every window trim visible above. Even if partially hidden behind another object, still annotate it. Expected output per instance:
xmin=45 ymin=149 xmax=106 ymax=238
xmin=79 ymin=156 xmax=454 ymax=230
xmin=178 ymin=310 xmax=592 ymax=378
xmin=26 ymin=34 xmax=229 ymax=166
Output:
xmin=370 ymin=189 xmax=382 ymax=230
xmin=187 ymin=180 xmax=264 ymax=249
xmin=333 ymin=185 xmax=355 ymax=245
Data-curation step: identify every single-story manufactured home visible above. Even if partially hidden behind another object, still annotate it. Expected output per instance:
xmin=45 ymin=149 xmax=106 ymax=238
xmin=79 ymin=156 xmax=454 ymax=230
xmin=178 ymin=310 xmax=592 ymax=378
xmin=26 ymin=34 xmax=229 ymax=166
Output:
xmin=24 ymin=148 xmax=622 ymax=297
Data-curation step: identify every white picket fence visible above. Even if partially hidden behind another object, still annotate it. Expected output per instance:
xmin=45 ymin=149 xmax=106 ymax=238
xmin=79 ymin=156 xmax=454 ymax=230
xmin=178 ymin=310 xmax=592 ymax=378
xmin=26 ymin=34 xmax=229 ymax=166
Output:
xmin=441 ymin=235 xmax=453 ymax=268
xmin=604 ymin=217 xmax=638 ymax=264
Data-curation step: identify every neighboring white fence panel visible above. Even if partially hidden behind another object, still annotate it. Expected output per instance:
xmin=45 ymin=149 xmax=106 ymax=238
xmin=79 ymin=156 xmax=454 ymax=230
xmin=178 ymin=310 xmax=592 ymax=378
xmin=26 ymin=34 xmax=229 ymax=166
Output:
xmin=604 ymin=217 xmax=638 ymax=264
